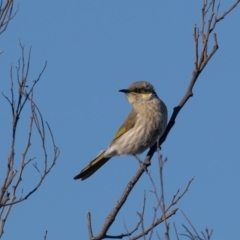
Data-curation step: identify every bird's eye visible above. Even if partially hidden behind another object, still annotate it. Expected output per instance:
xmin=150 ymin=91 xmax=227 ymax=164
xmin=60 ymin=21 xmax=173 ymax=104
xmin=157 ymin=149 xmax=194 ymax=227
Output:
xmin=134 ymin=88 xmax=145 ymax=93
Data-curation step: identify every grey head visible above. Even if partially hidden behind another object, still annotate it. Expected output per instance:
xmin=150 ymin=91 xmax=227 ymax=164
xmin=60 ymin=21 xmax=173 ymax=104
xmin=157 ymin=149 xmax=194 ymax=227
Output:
xmin=119 ymin=81 xmax=158 ymax=104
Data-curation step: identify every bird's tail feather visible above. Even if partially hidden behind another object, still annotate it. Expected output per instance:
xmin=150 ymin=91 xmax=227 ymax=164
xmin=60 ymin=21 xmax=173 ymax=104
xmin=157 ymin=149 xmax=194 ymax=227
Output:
xmin=73 ymin=151 xmax=111 ymax=180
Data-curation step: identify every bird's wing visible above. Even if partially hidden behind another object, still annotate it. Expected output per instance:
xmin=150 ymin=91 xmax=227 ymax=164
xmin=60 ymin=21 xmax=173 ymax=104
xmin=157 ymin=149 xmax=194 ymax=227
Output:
xmin=111 ymin=110 xmax=137 ymax=144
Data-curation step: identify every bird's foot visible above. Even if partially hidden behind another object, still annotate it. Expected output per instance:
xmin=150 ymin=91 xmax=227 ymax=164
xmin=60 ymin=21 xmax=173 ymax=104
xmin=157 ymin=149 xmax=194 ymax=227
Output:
xmin=154 ymin=141 xmax=161 ymax=152
xmin=134 ymin=155 xmax=148 ymax=173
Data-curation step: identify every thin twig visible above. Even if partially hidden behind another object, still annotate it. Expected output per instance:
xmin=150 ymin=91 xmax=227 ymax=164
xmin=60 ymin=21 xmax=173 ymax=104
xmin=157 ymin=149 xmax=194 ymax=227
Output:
xmin=43 ymin=230 xmax=48 ymax=240
xmin=0 ymin=44 xmax=59 ymax=238
xmin=173 ymin=223 xmax=180 ymax=240
xmin=84 ymin=1 xmax=240 ymax=239
xmin=137 ymin=191 xmax=146 ymax=240
xmin=0 ymin=0 xmax=18 ymax=34
xmin=182 ymin=211 xmax=200 ymax=238
xmin=180 ymin=213 xmax=213 ymax=240
xmin=87 ymin=212 xmax=93 ymax=239
xmin=158 ymin=155 xmax=169 ymax=240
xmin=131 ymin=208 xmax=178 ymax=240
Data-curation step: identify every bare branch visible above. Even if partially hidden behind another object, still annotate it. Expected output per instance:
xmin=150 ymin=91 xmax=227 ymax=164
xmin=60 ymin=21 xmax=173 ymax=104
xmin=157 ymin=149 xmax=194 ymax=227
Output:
xmin=148 ymin=0 xmax=239 ymax=158
xmin=215 ymin=0 xmax=240 ymax=23
xmin=145 ymin=159 xmax=194 ymax=240
xmin=81 ymin=1 xmax=239 ymax=239
xmin=137 ymin=191 xmax=146 ymax=240
xmin=87 ymin=212 xmax=94 ymax=239
xmin=158 ymin=155 xmax=169 ymax=240
xmin=1 ymin=99 xmax=59 ymax=207
xmin=182 ymin=211 xmax=200 ymax=238
xmin=93 ymin=162 xmax=148 ymax=239
xmin=180 ymin=212 xmax=213 ymax=240
xmin=131 ymin=209 xmax=178 ymax=240
xmin=165 ymin=177 xmax=194 ymax=213
xmin=173 ymin=223 xmax=180 ymax=240
xmin=103 ymin=201 xmax=146 ymax=240
xmin=0 ymin=44 xmax=59 ymax=238
xmin=43 ymin=231 xmax=48 ymax=240
xmin=0 ymin=0 xmax=18 ymax=34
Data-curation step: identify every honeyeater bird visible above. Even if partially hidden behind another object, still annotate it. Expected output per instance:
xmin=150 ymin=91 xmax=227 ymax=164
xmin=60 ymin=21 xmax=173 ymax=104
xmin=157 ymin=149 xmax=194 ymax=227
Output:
xmin=74 ymin=81 xmax=168 ymax=180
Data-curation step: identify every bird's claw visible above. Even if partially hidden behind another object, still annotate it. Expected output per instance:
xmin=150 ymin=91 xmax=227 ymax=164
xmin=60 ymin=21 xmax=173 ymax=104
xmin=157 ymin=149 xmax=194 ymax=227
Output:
xmin=134 ymin=155 xmax=148 ymax=173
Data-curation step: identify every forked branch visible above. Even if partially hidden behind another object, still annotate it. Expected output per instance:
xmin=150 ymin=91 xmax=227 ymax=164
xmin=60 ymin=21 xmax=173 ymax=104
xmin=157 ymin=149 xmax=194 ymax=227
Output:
xmin=0 ymin=0 xmax=18 ymax=34
xmin=85 ymin=1 xmax=239 ymax=239
xmin=0 ymin=43 xmax=60 ymax=238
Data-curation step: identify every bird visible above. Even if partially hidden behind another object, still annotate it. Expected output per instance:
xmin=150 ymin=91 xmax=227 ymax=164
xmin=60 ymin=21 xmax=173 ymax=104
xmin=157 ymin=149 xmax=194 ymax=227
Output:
xmin=74 ymin=81 xmax=168 ymax=180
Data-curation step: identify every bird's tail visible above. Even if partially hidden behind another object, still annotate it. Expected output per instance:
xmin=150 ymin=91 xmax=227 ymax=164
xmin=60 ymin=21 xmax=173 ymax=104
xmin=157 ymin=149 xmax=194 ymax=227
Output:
xmin=73 ymin=151 xmax=111 ymax=180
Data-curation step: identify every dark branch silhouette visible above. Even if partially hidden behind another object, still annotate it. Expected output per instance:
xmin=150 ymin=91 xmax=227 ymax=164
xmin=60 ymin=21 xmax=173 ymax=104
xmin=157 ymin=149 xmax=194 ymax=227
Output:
xmin=84 ymin=1 xmax=240 ymax=239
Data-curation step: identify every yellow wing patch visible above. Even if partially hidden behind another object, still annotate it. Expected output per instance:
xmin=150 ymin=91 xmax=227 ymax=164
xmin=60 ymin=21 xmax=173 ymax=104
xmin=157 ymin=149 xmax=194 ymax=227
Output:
xmin=111 ymin=110 xmax=137 ymax=143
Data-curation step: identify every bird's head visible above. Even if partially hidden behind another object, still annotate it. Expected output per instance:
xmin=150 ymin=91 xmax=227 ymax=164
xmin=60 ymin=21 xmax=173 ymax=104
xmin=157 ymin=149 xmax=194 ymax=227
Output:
xmin=119 ymin=81 xmax=157 ymax=104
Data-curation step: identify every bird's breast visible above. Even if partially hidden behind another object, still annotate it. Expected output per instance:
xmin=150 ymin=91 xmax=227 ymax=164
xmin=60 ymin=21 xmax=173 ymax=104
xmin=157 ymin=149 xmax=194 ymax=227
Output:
xmin=111 ymin=100 xmax=167 ymax=155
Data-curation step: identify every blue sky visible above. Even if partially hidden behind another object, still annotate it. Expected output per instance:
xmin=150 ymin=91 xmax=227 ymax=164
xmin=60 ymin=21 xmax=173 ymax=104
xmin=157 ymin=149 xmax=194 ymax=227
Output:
xmin=0 ymin=1 xmax=240 ymax=239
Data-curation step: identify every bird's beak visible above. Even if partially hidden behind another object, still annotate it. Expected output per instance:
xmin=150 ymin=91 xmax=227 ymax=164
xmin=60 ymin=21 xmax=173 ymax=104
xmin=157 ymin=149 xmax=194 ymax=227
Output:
xmin=119 ymin=89 xmax=129 ymax=93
